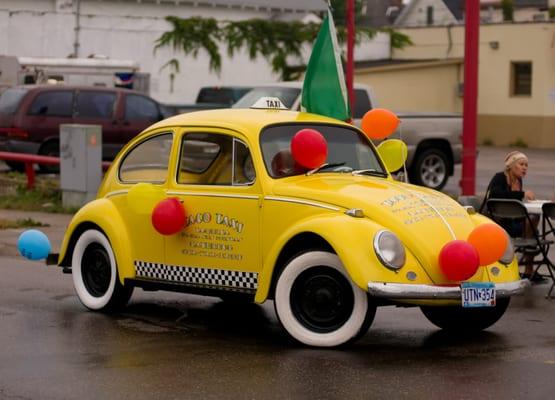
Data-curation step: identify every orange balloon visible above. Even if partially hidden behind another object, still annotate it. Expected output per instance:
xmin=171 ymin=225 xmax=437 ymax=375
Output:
xmin=467 ymin=224 xmax=509 ymax=266
xmin=361 ymin=108 xmax=400 ymax=139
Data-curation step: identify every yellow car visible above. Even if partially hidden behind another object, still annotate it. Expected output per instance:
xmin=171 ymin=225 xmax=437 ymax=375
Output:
xmin=56 ymin=103 xmax=527 ymax=347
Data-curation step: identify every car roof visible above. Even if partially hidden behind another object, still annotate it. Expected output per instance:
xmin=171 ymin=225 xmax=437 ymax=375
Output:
xmin=145 ymin=108 xmax=351 ymax=139
xmin=12 ymin=84 xmax=136 ymax=94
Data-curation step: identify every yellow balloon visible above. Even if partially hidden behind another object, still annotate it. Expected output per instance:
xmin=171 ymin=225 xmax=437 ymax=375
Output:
xmin=127 ymin=183 xmax=165 ymax=215
xmin=377 ymin=139 xmax=408 ymax=172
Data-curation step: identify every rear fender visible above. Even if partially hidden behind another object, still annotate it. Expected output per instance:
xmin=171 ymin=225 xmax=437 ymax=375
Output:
xmin=58 ymin=198 xmax=133 ymax=284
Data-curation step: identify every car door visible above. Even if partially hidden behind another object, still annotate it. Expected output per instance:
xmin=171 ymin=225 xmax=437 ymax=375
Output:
xmin=112 ymin=131 xmax=175 ymax=267
xmin=23 ymin=89 xmax=74 ymax=149
xmin=164 ymin=129 xmax=261 ymax=294
xmin=74 ymin=89 xmax=120 ymax=159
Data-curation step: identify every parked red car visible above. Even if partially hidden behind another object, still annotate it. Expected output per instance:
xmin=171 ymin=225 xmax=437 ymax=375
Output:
xmin=0 ymin=85 xmax=172 ymax=172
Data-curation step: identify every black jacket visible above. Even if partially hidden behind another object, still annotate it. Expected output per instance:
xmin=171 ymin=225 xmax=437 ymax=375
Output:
xmin=487 ymin=171 xmax=524 ymax=200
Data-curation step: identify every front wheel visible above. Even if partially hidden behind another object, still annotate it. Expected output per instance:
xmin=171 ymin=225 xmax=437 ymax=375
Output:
xmin=410 ymin=148 xmax=450 ymax=190
xmin=274 ymin=251 xmax=376 ymax=347
xmin=421 ymin=297 xmax=510 ymax=332
xmin=72 ymin=229 xmax=133 ymax=312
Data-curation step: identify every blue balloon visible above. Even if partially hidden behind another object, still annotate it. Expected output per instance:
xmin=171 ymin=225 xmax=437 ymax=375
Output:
xmin=17 ymin=229 xmax=51 ymax=261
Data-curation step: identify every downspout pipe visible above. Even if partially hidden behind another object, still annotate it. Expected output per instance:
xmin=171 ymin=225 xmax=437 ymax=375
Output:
xmin=73 ymin=0 xmax=81 ymax=58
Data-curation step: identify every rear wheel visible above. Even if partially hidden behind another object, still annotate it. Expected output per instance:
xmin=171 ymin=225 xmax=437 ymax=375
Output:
xmin=38 ymin=140 xmax=59 ymax=174
xmin=421 ymin=297 xmax=510 ymax=332
xmin=410 ymin=148 xmax=449 ymax=190
xmin=274 ymin=251 xmax=376 ymax=347
xmin=72 ymin=229 xmax=133 ymax=312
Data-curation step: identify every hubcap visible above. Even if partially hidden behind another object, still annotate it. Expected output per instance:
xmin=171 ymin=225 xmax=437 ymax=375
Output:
xmin=290 ymin=266 xmax=354 ymax=333
xmin=420 ymin=154 xmax=446 ymax=188
xmin=82 ymin=243 xmax=111 ymax=297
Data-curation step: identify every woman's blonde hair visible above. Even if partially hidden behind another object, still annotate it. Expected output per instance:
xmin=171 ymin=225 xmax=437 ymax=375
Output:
xmin=504 ymin=151 xmax=528 ymax=170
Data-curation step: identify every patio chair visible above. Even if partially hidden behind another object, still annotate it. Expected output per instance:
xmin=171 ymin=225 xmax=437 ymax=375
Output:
xmin=541 ymin=202 xmax=555 ymax=297
xmin=486 ymin=199 xmax=555 ymax=295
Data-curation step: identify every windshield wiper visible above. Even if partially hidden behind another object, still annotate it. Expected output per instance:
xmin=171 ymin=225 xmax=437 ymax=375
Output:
xmin=306 ymin=162 xmax=347 ymax=176
xmin=351 ymin=169 xmax=388 ymax=177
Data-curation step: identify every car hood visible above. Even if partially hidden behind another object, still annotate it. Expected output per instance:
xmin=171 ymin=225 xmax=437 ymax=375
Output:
xmin=272 ymin=175 xmax=478 ymax=282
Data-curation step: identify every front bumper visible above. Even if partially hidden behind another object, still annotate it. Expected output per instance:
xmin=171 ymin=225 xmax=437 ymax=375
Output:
xmin=367 ymin=279 xmax=529 ymax=300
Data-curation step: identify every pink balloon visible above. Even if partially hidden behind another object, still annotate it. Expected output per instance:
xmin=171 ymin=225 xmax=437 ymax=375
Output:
xmin=438 ymin=240 xmax=480 ymax=281
xmin=151 ymin=198 xmax=186 ymax=235
xmin=290 ymin=129 xmax=328 ymax=169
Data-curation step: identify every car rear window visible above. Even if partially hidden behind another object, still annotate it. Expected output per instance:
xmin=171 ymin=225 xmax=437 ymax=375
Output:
xmin=28 ymin=90 xmax=73 ymax=117
xmin=196 ymin=87 xmax=251 ymax=105
xmin=233 ymin=87 xmax=301 ymax=109
xmin=0 ymin=88 xmax=28 ymax=114
xmin=125 ymin=94 xmax=159 ymax=121
xmin=76 ymin=91 xmax=116 ymax=118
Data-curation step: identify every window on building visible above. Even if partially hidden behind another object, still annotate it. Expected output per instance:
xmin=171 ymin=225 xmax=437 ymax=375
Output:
xmin=511 ymin=62 xmax=532 ymax=96
xmin=426 ymin=6 xmax=434 ymax=25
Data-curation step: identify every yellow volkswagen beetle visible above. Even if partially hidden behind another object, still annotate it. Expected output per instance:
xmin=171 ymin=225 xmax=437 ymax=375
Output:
xmin=57 ymin=104 xmax=527 ymax=347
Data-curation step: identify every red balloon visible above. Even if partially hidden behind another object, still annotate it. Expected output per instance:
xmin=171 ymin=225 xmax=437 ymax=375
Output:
xmin=151 ymin=198 xmax=186 ymax=235
xmin=467 ymin=224 xmax=509 ymax=266
xmin=438 ymin=240 xmax=480 ymax=281
xmin=361 ymin=108 xmax=400 ymax=139
xmin=290 ymin=128 xmax=328 ymax=169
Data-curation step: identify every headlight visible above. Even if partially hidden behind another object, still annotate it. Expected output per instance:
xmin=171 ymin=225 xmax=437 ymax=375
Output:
xmin=499 ymin=235 xmax=515 ymax=265
xmin=374 ymin=230 xmax=406 ymax=270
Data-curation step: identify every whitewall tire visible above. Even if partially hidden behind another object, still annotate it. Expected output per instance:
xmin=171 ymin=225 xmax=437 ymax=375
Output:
xmin=72 ymin=229 xmax=132 ymax=311
xmin=274 ymin=251 xmax=375 ymax=347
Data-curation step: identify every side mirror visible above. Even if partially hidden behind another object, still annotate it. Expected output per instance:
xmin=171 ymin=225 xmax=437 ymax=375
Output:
xmin=377 ymin=139 xmax=407 ymax=173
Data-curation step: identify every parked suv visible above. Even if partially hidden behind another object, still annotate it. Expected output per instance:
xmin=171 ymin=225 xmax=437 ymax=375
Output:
xmin=0 ymin=85 xmax=171 ymax=172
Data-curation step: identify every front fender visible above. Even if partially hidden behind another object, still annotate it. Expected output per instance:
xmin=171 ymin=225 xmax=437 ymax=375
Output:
xmin=255 ymin=214 xmax=430 ymax=303
xmin=58 ymin=198 xmax=133 ymax=284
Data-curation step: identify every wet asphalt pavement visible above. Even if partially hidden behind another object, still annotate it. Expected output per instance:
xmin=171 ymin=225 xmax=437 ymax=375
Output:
xmin=2 ymin=257 xmax=555 ymax=399
xmin=1 ymin=146 xmax=555 ymax=399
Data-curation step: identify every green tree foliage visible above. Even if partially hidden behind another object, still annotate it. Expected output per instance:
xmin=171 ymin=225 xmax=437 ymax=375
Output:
xmin=330 ymin=0 xmax=365 ymax=25
xmin=501 ymin=0 xmax=514 ymax=21
xmin=155 ymin=13 xmax=412 ymax=81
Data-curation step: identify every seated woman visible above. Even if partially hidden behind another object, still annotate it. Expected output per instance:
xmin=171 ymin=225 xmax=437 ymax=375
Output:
xmin=482 ymin=151 xmax=541 ymax=281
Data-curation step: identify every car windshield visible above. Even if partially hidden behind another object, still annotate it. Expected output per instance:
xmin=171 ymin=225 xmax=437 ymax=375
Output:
xmin=0 ymin=87 xmax=28 ymax=114
xmin=260 ymin=124 xmax=385 ymax=178
xmin=233 ymin=87 xmax=301 ymax=109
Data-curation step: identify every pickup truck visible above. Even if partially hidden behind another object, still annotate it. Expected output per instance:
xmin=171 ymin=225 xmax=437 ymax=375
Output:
xmin=162 ymin=86 xmax=252 ymax=115
xmin=233 ymin=82 xmax=462 ymax=190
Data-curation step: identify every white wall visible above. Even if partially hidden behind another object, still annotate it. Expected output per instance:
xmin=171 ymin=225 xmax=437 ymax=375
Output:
xmin=0 ymin=0 xmax=391 ymax=104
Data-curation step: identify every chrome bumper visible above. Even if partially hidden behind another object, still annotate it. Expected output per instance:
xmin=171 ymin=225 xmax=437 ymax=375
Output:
xmin=367 ymin=279 xmax=529 ymax=300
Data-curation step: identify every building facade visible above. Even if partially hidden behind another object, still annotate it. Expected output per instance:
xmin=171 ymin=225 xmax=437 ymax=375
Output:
xmin=356 ymin=21 xmax=555 ymax=148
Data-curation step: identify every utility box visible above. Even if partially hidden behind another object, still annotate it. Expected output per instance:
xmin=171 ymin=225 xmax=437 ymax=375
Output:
xmin=60 ymin=124 xmax=102 ymax=208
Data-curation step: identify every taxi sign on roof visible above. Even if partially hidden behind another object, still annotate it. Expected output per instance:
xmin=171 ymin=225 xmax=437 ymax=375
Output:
xmin=250 ymin=97 xmax=288 ymax=110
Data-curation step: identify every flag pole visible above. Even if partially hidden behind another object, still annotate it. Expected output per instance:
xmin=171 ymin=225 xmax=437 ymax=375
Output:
xmin=346 ymin=0 xmax=355 ymax=119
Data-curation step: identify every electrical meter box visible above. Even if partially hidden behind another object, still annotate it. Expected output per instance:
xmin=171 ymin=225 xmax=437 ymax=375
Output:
xmin=60 ymin=124 xmax=102 ymax=207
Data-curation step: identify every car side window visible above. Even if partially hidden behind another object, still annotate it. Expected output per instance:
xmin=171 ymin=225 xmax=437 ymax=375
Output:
xmin=76 ymin=91 xmax=116 ymax=118
xmin=28 ymin=91 xmax=73 ymax=117
xmin=353 ymin=89 xmax=372 ymax=119
xmin=125 ymin=94 xmax=159 ymax=121
xmin=119 ymin=133 xmax=173 ymax=183
xmin=178 ymin=133 xmax=255 ymax=186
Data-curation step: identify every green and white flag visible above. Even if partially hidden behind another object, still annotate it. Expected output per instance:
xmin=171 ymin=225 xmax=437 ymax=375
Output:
xmin=301 ymin=8 xmax=350 ymax=121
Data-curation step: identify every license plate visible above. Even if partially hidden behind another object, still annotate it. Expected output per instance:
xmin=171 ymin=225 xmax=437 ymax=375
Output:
xmin=461 ymin=282 xmax=496 ymax=308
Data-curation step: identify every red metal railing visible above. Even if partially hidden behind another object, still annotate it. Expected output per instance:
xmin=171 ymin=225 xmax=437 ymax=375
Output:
xmin=0 ymin=151 xmax=111 ymax=189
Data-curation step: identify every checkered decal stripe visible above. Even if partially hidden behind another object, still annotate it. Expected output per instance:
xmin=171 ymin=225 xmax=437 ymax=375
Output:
xmin=134 ymin=261 xmax=258 ymax=292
